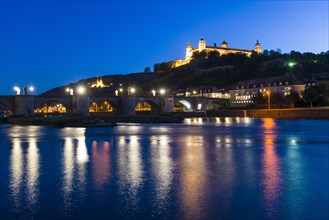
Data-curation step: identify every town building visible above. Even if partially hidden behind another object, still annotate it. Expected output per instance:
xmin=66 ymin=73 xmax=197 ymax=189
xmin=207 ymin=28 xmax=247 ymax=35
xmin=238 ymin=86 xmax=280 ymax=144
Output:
xmin=175 ymin=38 xmax=262 ymax=67
xmin=173 ymin=86 xmax=230 ymax=99
xmin=229 ymin=76 xmax=305 ymax=107
xmin=199 ymin=86 xmax=230 ymax=99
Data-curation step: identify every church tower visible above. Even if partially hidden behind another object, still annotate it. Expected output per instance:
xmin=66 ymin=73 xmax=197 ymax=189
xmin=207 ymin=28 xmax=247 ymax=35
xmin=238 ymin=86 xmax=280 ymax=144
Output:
xmin=198 ymin=38 xmax=206 ymax=51
xmin=221 ymin=41 xmax=228 ymax=48
xmin=186 ymin=41 xmax=193 ymax=60
xmin=254 ymin=39 xmax=262 ymax=54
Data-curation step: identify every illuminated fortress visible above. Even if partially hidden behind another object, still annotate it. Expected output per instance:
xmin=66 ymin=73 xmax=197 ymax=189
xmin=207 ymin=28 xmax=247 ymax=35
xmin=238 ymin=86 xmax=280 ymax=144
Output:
xmin=175 ymin=38 xmax=262 ymax=67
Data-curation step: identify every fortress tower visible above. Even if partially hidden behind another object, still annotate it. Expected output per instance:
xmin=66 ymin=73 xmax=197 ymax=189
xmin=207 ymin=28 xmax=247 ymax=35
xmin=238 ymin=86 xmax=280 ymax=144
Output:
xmin=177 ymin=37 xmax=263 ymax=67
xmin=254 ymin=39 xmax=262 ymax=54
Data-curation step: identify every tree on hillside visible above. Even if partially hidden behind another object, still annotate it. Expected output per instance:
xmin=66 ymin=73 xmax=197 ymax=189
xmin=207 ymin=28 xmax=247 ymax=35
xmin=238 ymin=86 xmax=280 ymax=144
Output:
xmin=284 ymin=91 xmax=300 ymax=108
xmin=144 ymin=66 xmax=151 ymax=73
xmin=303 ymin=87 xmax=320 ymax=108
xmin=208 ymin=50 xmax=220 ymax=59
xmin=270 ymin=92 xmax=284 ymax=107
xmin=153 ymin=61 xmax=175 ymax=72
xmin=191 ymin=50 xmax=208 ymax=60
xmin=320 ymin=84 xmax=329 ymax=104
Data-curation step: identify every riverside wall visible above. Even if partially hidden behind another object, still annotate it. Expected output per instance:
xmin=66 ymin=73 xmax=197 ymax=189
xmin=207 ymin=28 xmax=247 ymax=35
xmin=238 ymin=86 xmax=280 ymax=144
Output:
xmin=206 ymin=108 xmax=329 ymax=119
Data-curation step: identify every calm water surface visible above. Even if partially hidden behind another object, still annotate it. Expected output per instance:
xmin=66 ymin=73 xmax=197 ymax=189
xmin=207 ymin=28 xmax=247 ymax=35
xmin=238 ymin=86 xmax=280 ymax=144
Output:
xmin=0 ymin=118 xmax=328 ymax=220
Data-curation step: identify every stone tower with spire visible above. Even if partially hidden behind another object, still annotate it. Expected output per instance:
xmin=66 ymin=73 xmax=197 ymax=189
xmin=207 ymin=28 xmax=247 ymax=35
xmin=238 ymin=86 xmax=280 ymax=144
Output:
xmin=254 ymin=39 xmax=262 ymax=54
xmin=186 ymin=41 xmax=192 ymax=60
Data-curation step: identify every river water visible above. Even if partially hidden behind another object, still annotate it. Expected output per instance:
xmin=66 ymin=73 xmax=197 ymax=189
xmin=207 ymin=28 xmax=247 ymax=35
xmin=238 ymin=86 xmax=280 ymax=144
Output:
xmin=0 ymin=118 xmax=328 ymax=220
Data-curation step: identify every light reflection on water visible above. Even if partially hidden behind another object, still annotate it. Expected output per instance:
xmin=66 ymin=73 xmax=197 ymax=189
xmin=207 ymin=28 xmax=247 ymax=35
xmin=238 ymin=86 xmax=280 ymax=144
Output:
xmin=261 ymin=118 xmax=282 ymax=219
xmin=26 ymin=138 xmax=39 ymax=208
xmin=150 ymin=135 xmax=173 ymax=215
xmin=1 ymin=118 xmax=328 ymax=220
xmin=117 ymin=135 xmax=144 ymax=215
xmin=91 ymin=140 xmax=111 ymax=190
xmin=178 ymin=135 xmax=207 ymax=220
xmin=9 ymin=137 xmax=40 ymax=215
xmin=62 ymin=137 xmax=74 ymax=211
xmin=10 ymin=138 xmax=23 ymax=207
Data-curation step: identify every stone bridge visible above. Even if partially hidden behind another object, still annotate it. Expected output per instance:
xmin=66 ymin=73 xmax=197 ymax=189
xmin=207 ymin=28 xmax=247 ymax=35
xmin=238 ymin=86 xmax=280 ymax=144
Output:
xmin=0 ymin=95 xmax=228 ymax=116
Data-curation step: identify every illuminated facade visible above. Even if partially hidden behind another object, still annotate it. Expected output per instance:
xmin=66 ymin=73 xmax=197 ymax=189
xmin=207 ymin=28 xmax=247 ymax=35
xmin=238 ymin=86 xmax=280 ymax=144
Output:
xmin=90 ymin=77 xmax=107 ymax=88
xmin=175 ymin=38 xmax=262 ymax=67
xmin=229 ymin=76 xmax=305 ymax=107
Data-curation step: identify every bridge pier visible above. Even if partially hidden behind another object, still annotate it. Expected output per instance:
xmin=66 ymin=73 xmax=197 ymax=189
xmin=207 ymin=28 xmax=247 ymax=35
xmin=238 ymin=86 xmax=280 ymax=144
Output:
xmin=162 ymin=96 xmax=174 ymax=112
xmin=119 ymin=96 xmax=136 ymax=116
xmin=14 ymin=95 xmax=35 ymax=116
xmin=74 ymin=95 xmax=90 ymax=116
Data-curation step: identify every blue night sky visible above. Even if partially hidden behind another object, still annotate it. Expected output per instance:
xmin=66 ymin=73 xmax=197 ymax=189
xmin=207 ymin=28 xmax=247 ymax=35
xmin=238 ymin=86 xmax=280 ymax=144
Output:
xmin=0 ymin=0 xmax=328 ymax=94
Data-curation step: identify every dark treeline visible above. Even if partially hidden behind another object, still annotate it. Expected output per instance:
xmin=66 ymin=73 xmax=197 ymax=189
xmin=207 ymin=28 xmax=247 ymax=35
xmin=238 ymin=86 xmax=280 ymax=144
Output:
xmin=149 ymin=50 xmax=329 ymax=90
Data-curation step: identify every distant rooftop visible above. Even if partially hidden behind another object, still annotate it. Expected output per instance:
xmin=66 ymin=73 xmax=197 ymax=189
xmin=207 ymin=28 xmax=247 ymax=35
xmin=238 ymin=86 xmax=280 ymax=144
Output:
xmin=233 ymin=75 xmax=304 ymax=88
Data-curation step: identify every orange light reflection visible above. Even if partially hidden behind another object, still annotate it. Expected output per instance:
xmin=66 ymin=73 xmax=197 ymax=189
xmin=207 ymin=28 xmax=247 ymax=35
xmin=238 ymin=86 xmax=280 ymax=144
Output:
xmin=261 ymin=118 xmax=282 ymax=218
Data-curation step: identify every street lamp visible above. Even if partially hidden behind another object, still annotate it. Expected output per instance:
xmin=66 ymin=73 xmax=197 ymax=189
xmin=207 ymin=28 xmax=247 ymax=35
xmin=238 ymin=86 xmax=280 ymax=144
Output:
xmin=29 ymin=86 xmax=34 ymax=92
xmin=128 ymin=87 xmax=135 ymax=95
xmin=152 ymin=90 xmax=156 ymax=96
xmin=77 ymin=86 xmax=86 ymax=95
xmin=159 ymin=88 xmax=166 ymax=95
xmin=13 ymin=86 xmax=20 ymax=95
xmin=266 ymin=90 xmax=271 ymax=109
xmin=66 ymin=87 xmax=74 ymax=95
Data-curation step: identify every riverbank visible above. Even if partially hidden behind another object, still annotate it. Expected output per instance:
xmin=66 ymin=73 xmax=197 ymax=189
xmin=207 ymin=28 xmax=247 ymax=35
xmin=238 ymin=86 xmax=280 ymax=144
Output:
xmin=6 ymin=114 xmax=185 ymax=126
xmin=203 ymin=107 xmax=329 ymax=119
xmin=166 ymin=107 xmax=328 ymax=119
xmin=2 ymin=107 xmax=328 ymax=126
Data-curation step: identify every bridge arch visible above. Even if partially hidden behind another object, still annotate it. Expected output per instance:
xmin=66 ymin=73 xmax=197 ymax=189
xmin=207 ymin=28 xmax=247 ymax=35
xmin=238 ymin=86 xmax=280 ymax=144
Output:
xmin=135 ymin=100 xmax=160 ymax=114
xmin=0 ymin=103 xmax=13 ymax=116
xmin=173 ymin=100 xmax=193 ymax=112
xmin=34 ymin=100 xmax=68 ymax=114
xmin=89 ymin=100 xmax=117 ymax=113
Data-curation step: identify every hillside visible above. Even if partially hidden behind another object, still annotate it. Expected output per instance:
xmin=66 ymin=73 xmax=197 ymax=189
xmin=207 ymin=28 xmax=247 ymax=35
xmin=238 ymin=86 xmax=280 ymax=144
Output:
xmin=41 ymin=50 xmax=329 ymax=96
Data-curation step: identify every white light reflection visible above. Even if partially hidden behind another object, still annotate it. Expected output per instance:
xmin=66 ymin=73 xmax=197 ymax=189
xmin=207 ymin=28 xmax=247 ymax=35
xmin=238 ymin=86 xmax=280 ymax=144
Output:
xmin=225 ymin=117 xmax=232 ymax=124
xmin=236 ymin=117 xmax=241 ymax=123
xmin=286 ymin=136 xmax=304 ymax=218
xmin=213 ymin=135 xmax=235 ymax=214
xmin=150 ymin=135 xmax=173 ymax=211
xmin=26 ymin=138 xmax=40 ymax=206
xmin=128 ymin=136 xmax=143 ymax=189
xmin=10 ymin=138 xmax=23 ymax=205
xmin=244 ymin=117 xmax=251 ymax=124
xmin=76 ymin=136 xmax=89 ymax=195
xmin=62 ymin=137 xmax=74 ymax=199
xmin=185 ymin=118 xmax=191 ymax=124
xmin=77 ymin=137 xmax=89 ymax=164
xmin=117 ymin=135 xmax=143 ymax=206
xmin=289 ymin=137 xmax=298 ymax=146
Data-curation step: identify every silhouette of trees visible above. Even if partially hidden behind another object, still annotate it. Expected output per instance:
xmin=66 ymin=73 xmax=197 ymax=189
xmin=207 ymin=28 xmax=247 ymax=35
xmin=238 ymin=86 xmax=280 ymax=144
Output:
xmin=144 ymin=66 xmax=151 ymax=73
xmin=154 ymin=61 xmax=175 ymax=72
xmin=303 ymin=87 xmax=320 ymax=108
xmin=284 ymin=91 xmax=300 ymax=108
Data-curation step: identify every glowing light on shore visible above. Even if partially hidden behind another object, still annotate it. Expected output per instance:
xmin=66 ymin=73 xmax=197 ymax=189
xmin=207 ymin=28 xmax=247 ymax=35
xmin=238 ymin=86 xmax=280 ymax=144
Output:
xmin=77 ymin=86 xmax=85 ymax=95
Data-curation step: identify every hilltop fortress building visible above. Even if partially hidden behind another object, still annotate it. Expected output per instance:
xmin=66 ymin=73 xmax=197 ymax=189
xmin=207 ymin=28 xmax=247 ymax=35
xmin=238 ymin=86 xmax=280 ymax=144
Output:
xmin=175 ymin=38 xmax=262 ymax=67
